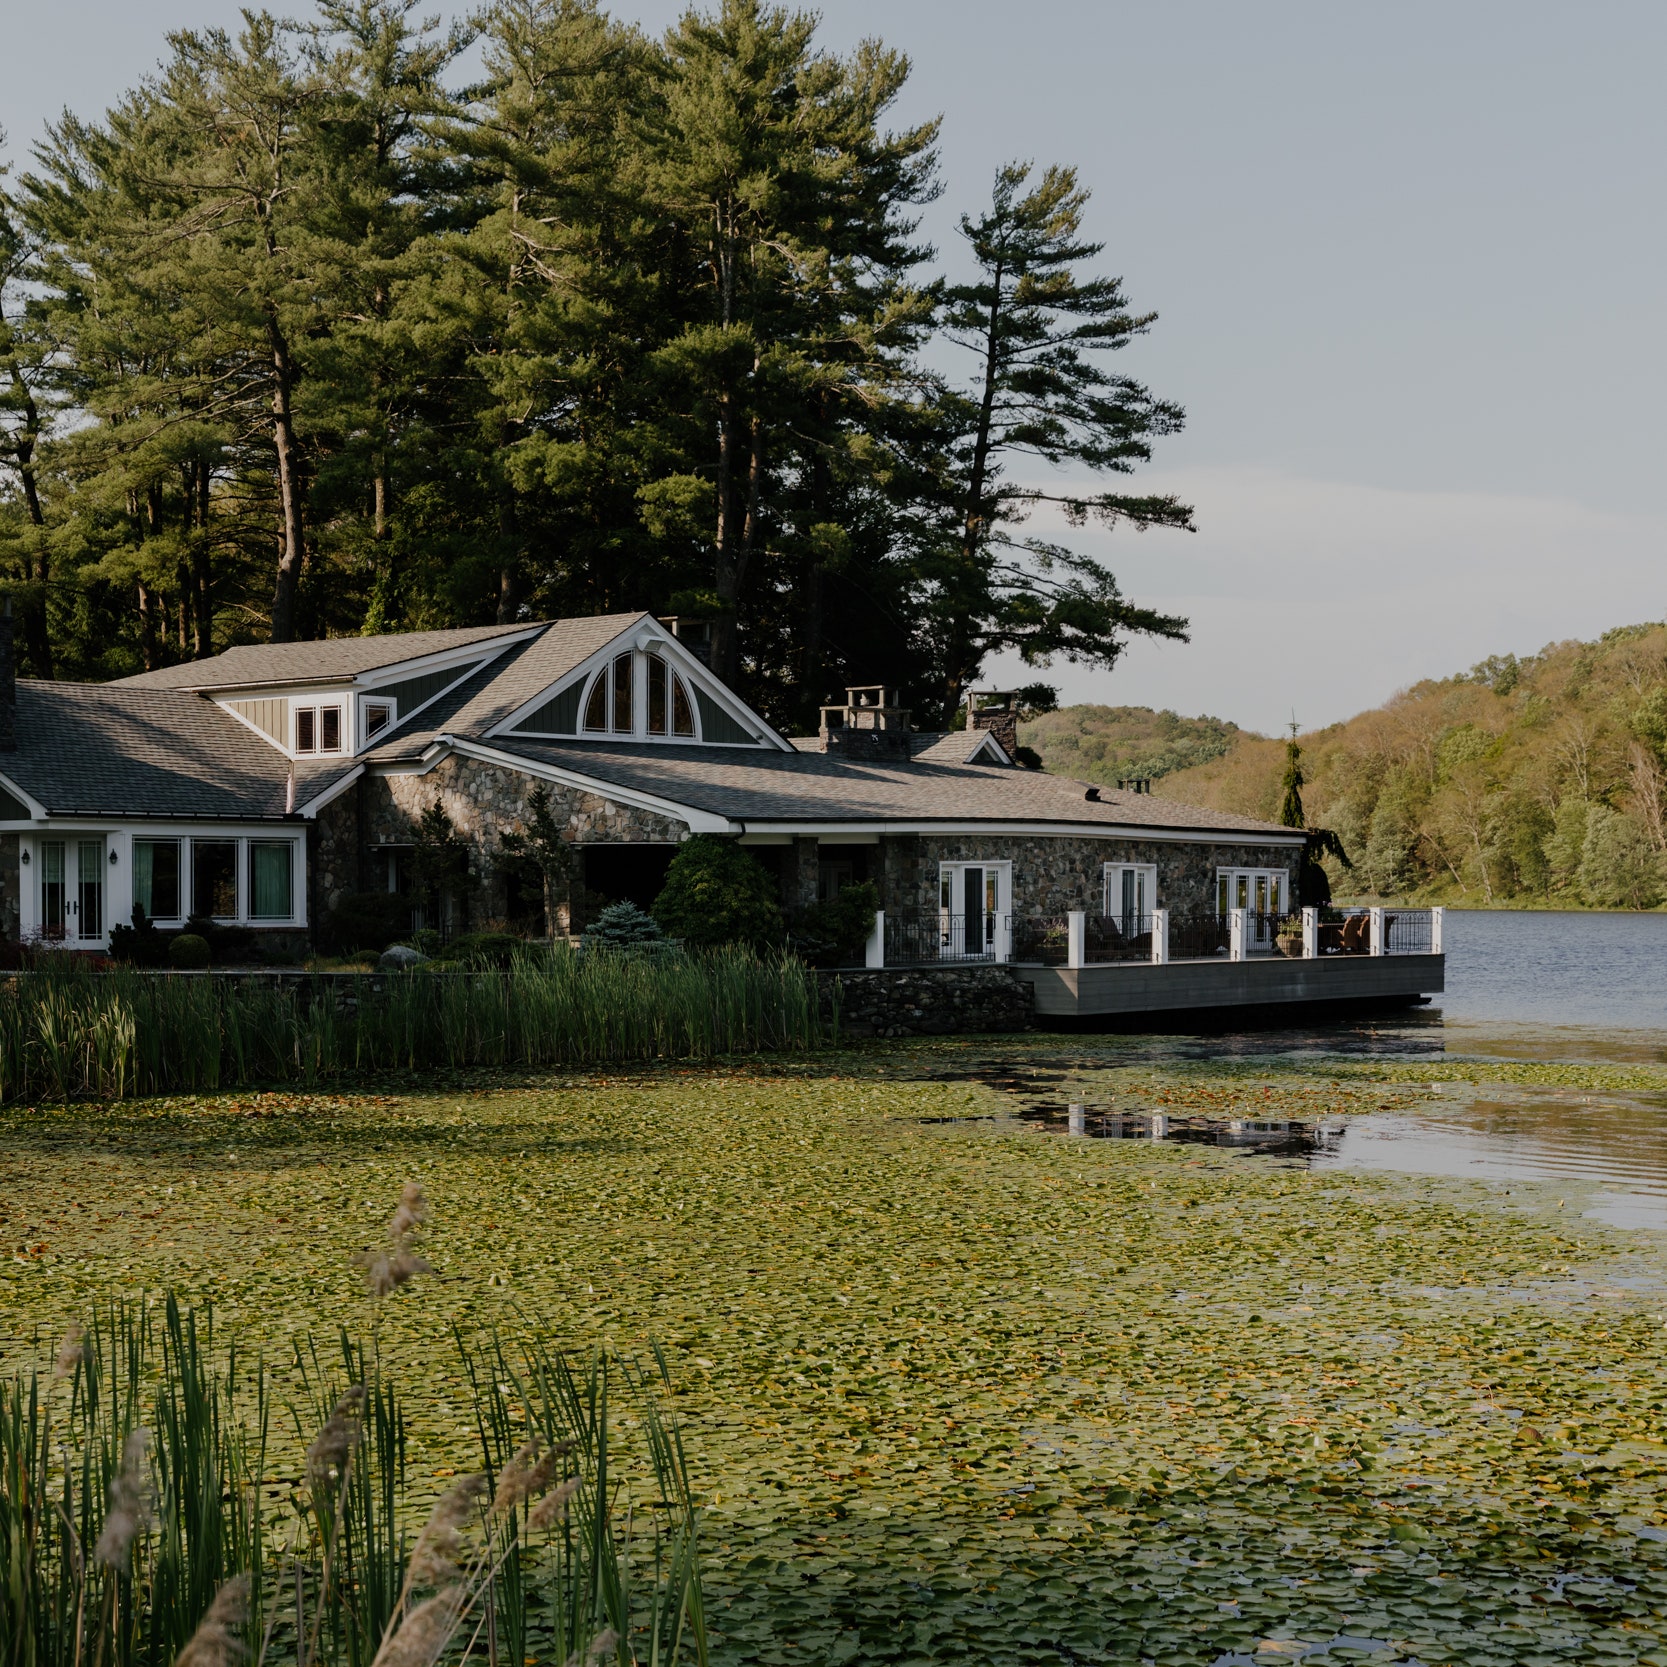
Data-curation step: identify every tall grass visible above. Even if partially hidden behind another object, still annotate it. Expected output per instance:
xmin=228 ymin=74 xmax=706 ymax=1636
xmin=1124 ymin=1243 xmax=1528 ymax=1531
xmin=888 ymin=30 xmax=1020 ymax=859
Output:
xmin=0 ymin=1304 xmax=705 ymax=1667
xmin=0 ymin=946 xmax=836 ymax=1103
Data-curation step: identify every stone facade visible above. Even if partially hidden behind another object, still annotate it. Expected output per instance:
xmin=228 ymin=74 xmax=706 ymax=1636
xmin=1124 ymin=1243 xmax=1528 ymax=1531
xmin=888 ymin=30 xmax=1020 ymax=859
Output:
xmin=320 ymin=755 xmax=691 ymax=930
xmin=0 ymin=833 xmax=17 ymax=942
xmin=824 ymin=964 xmax=1033 ymax=1038
xmin=907 ymin=833 xmax=1299 ymax=922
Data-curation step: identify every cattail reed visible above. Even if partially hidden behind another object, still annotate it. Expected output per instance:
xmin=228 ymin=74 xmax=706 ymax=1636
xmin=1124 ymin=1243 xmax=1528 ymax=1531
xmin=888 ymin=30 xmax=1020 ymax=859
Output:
xmin=93 ymin=1426 xmax=153 ymax=1569
xmin=172 ymin=1574 xmax=250 ymax=1667
xmin=307 ymin=1385 xmax=366 ymax=1487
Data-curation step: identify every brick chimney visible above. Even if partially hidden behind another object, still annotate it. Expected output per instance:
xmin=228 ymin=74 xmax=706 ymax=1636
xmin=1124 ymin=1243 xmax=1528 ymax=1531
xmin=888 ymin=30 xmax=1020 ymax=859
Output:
xmin=966 ymin=690 xmax=1018 ymax=756
xmin=820 ymin=686 xmax=913 ymax=757
xmin=0 ymin=600 xmax=16 ymax=753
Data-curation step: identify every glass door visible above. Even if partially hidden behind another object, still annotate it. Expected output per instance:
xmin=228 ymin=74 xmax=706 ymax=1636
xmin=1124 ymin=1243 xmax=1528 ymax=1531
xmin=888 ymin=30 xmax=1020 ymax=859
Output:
xmin=40 ymin=840 xmax=66 ymax=939
xmin=76 ymin=837 xmax=105 ymax=941
xmin=939 ymin=864 xmax=1004 ymax=960
xmin=1216 ymin=868 xmax=1286 ymax=952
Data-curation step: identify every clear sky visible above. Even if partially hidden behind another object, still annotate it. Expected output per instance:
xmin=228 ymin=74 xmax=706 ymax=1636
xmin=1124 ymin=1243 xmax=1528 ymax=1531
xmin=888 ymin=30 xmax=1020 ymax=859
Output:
xmin=5 ymin=1 xmax=1663 ymax=733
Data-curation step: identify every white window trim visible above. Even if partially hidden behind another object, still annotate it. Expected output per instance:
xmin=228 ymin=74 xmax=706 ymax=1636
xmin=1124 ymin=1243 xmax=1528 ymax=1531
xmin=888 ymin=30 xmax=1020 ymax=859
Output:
xmin=1214 ymin=867 xmax=1290 ymax=915
xmin=17 ymin=827 xmax=308 ymax=945
xmin=360 ymin=697 xmax=396 ymax=745
xmin=294 ymin=701 xmax=346 ymax=757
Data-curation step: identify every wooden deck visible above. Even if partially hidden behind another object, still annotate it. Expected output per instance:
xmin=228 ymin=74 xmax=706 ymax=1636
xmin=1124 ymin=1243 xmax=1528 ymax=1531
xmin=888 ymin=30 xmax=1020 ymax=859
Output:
xmin=1014 ymin=953 xmax=1445 ymax=1018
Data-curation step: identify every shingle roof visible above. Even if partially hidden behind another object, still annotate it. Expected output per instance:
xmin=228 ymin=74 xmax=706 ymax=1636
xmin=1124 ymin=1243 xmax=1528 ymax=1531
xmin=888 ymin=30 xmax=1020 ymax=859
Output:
xmin=117 ymin=623 xmax=535 ymax=691
xmin=364 ymin=614 xmax=647 ymax=754
xmin=474 ymin=736 xmax=1296 ymax=837
xmin=1 ymin=683 xmax=311 ymax=819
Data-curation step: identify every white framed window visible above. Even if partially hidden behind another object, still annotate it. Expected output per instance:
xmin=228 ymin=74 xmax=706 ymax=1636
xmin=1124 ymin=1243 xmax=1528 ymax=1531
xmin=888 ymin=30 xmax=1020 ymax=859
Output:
xmin=581 ymin=650 xmax=699 ymax=740
xmin=133 ymin=838 xmax=183 ymax=922
xmin=295 ymin=704 xmax=343 ymax=755
xmin=362 ymin=700 xmax=393 ymax=741
xmin=248 ymin=840 xmax=296 ymax=920
xmin=1103 ymin=863 xmax=1157 ymax=933
xmin=1216 ymin=867 xmax=1290 ymax=951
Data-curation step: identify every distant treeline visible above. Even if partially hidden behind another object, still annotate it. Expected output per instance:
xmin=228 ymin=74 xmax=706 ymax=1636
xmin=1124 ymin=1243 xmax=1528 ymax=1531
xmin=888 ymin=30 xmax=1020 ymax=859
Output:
xmin=1148 ymin=624 xmax=1667 ymax=909
xmin=0 ymin=0 xmax=1194 ymax=731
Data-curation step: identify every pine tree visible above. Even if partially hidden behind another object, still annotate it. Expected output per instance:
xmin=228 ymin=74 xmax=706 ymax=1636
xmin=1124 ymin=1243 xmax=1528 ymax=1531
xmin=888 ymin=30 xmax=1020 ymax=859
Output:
xmin=935 ymin=162 xmax=1193 ymax=717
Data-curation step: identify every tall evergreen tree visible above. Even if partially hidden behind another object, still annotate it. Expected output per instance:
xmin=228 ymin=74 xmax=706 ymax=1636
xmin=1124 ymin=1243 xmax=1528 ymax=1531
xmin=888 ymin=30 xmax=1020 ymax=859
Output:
xmin=935 ymin=161 xmax=1193 ymax=717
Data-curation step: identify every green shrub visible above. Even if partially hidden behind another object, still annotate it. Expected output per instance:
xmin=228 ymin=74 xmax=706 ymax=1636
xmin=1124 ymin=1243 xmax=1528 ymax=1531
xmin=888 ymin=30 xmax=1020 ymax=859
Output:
xmin=108 ymin=907 xmax=171 ymax=967
xmin=433 ymin=930 xmax=530 ymax=969
xmin=790 ymin=881 xmax=879 ymax=966
xmin=323 ymin=889 xmax=414 ymax=952
xmin=168 ymin=932 xmax=210 ymax=970
xmin=651 ymin=834 xmax=784 ymax=949
xmin=583 ymin=900 xmax=669 ymax=952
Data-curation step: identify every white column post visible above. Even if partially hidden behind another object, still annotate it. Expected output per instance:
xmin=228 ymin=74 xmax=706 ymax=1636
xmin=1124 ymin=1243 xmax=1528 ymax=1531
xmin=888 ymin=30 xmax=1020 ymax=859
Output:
xmin=865 ymin=909 xmax=885 ymax=969
xmin=994 ymin=914 xmax=1011 ymax=964
xmin=1150 ymin=907 xmax=1170 ymax=965
xmin=1229 ymin=907 xmax=1246 ymax=962
xmin=1430 ymin=906 xmax=1444 ymax=955
xmin=1066 ymin=910 xmax=1086 ymax=970
xmin=1301 ymin=906 xmax=1318 ymax=960
xmin=1369 ymin=906 xmax=1385 ymax=957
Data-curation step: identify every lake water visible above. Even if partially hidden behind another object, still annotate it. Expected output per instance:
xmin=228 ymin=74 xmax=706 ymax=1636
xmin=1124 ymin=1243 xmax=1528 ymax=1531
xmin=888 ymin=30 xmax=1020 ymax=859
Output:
xmin=1434 ymin=907 xmax=1667 ymax=1033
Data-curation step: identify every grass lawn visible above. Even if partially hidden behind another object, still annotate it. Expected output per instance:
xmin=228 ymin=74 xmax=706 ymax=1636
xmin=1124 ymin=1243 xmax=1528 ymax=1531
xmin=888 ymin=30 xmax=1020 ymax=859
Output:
xmin=6 ymin=1039 xmax=1667 ymax=1665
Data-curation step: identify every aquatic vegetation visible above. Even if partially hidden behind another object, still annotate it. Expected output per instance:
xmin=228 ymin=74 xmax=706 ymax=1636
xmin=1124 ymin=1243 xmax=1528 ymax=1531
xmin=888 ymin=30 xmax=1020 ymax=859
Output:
xmin=0 ymin=949 xmax=831 ymax=1103
xmin=6 ymin=1062 xmax=1667 ymax=1664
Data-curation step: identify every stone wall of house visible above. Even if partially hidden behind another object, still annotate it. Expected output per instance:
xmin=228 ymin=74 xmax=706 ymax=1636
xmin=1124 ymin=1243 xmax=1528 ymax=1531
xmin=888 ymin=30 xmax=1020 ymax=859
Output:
xmin=0 ymin=833 xmax=18 ymax=942
xmin=893 ymin=832 xmax=1301 ymax=921
xmin=317 ymin=756 xmax=691 ymax=928
xmin=823 ymin=964 xmax=1033 ymax=1038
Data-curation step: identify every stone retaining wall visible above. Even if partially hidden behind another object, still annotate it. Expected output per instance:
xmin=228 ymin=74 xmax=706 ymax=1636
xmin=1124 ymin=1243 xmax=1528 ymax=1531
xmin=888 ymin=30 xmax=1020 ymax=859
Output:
xmin=822 ymin=964 xmax=1034 ymax=1039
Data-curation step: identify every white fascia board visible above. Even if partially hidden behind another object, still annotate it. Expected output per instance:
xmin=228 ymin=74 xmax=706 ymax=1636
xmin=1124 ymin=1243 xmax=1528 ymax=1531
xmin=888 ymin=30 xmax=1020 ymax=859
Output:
xmin=735 ymin=819 xmax=1307 ymax=845
xmin=0 ymin=769 xmax=50 ymax=822
xmin=411 ymin=737 xmax=734 ymax=833
xmin=968 ymin=733 xmax=1012 ymax=764
xmin=357 ymin=627 xmax=541 ymax=693
xmin=296 ymin=764 xmax=366 ymax=819
xmin=486 ymin=614 xmax=794 ymax=753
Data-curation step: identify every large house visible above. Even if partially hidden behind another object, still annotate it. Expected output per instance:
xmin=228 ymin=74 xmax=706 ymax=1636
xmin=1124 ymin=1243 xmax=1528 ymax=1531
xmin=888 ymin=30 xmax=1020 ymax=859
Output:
xmin=0 ymin=610 xmax=1443 ymax=1014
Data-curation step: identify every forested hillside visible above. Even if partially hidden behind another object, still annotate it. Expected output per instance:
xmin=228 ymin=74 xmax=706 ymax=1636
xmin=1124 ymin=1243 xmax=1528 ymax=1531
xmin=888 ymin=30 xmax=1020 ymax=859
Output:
xmin=1018 ymin=704 xmax=1240 ymax=789
xmin=0 ymin=0 xmax=1194 ymax=732
xmin=1151 ymin=624 xmax=1667 ymax=909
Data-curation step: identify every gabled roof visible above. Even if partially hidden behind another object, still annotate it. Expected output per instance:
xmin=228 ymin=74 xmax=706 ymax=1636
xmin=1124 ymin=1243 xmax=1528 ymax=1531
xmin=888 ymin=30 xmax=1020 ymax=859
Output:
xmin=0 ymin=682 xmax=316 ymax=820
xmin=451 ymin=735 xmax=1296 ymax=838
xmin=117 ymin=623 xmax=535 ymax=691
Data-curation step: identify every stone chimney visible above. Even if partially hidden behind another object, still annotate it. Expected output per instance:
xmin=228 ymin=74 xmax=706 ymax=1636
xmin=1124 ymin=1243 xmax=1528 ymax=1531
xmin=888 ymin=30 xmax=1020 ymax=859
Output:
xmin=0 ymin=600 xmax=16 ymax=753
xmin=820 ymin=686 xmax=913 ymax=757
xmin=966 ymin=690 xmax=1018 ymax=756
xmin=662 ymin=616 xmax=715 ymax=667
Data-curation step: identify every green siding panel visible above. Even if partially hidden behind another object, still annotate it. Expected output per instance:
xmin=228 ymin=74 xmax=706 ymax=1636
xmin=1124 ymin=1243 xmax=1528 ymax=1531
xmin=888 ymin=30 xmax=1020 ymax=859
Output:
xmin=375 ymin=660 xmax=483 ymax=721
xmin=228 ymin=696 xmax=287 ymax=742
xmin=695 ymin=689 xmax=756 ymax=745
xmin=511 ymin=680 xmax=584 ymax=735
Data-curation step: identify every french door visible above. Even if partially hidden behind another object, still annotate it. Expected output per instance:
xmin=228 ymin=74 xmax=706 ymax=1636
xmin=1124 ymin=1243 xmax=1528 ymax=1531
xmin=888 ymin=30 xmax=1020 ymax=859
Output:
xmin=938 ymin=862 xmax=1009 ymax=960
xmin=39 ymin=836 xmax=106 ymax=944
xmin=1216 ymin=868 xmax=1287 ymax=951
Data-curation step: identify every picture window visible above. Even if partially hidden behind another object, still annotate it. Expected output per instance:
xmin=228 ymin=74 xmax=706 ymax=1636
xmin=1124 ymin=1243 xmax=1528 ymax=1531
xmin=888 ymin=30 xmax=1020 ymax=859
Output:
xmin=295 ymin=705 xmax=343 ymax=754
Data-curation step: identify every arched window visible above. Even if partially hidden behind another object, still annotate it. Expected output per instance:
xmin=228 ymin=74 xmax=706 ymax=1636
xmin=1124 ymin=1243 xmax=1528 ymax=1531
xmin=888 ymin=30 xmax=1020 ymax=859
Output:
xmin=576 ymin=651 xmax=702 ymax=740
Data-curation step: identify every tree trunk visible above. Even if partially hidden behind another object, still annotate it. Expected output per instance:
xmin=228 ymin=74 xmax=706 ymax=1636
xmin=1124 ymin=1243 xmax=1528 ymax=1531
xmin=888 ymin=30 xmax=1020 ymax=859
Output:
xmin=268 ymin=316 xmax=307 ymax=642
xmin=712 ymin=391 xmax=738 ymax=682
xmin=496 ymin=484 xmax=520 ymax=623
xmin=4 ymin=363 xmax=53 ymax=677
xmin=959 ymin=260 xmax=1005 ymax=567
xmin=137 ymin=583 xmax=159 ymax=671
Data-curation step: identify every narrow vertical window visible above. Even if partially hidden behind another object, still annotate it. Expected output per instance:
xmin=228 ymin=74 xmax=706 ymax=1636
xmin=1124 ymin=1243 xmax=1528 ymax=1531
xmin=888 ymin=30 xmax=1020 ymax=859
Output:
xmin=320 ymin=707 xmax=341 ymax=752
xmin=296 ymin=708 xmax=317 ymax=752
xmin=647 ymin=654 xmax=668 ymax=735
xmin=583 ymin=673 xmax=607 ymax=732
xmin=611 ymin=654 xmax=633 ymax=733
xmin=672 ymin=675 xmax=695 ymax=737
xmin=250 ymin=842 xmax=294 ymax=919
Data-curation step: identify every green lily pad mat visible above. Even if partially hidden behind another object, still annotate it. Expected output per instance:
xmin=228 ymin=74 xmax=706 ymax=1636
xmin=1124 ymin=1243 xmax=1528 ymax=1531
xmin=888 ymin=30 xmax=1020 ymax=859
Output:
xmin=5 ymin=1052 xmax=1667 ymax=1666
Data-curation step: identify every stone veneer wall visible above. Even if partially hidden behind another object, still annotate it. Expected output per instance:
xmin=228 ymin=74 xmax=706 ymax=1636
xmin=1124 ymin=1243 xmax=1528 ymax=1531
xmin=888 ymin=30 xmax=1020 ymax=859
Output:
xmin=0 ymin=833 xmax=18 ymax=942
xmin=907 ymin=833 xmax=1302 ymax=921
xmin=318 ymin=756 xmax=691 ymax=926
xmin=824 ymin=965 xmax=1033 ymax=1038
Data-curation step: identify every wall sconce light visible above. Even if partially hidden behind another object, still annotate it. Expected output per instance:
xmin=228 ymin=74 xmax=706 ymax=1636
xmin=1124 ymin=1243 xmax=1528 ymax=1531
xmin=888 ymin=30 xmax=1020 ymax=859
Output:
xmin=109 ymin=848 xmax=119 ymax=865
xmin=20 ymin=847 xmax=29 ymax=866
